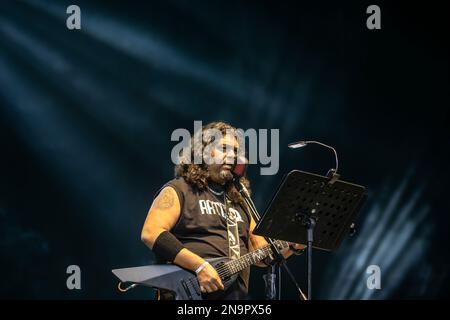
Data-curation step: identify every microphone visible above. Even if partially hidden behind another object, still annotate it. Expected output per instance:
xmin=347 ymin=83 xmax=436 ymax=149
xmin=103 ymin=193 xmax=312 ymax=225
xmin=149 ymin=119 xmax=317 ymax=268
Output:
xmin=232 ymin=155 xmax=248 ymax=178
xmin=232 ymin=163 xmax=247 ymax=178
xmin=231 ymin=157 xmax=250 ymax=198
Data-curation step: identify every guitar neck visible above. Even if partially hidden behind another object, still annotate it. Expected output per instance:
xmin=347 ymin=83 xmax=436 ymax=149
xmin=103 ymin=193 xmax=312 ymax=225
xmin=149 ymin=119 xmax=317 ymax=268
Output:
xmin=221 ymin=240 xmax=289 ymax=278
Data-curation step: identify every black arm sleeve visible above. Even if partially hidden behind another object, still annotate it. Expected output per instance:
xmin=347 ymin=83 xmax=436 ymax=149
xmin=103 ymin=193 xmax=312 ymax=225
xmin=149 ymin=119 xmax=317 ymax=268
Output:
xmin=152 ymin=231 xmax=185 ymax=263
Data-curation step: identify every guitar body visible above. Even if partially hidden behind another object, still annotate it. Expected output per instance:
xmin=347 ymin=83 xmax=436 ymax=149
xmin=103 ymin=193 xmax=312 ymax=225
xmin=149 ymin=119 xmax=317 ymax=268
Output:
xmin=112 ymin=257 xmax=239 ymax=300
xmin=113 ymin=241 xmax=287 ymax=299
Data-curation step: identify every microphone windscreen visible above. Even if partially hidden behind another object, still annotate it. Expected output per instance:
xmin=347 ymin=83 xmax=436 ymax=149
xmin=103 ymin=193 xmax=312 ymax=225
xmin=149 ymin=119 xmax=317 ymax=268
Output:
xmin=233 ymin=156 xmax=248 ymax=178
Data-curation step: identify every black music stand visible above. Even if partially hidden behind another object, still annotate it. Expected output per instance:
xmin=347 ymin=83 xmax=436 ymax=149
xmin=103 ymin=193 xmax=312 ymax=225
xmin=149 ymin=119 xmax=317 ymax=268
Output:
xmin=254 ymin=169 xmax=367 ymax=300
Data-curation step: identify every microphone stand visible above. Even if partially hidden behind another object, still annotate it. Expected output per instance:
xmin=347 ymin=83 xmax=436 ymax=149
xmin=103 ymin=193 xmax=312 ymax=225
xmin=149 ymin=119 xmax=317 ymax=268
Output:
xmin=233 ymin=178 xmax=307 ymax=300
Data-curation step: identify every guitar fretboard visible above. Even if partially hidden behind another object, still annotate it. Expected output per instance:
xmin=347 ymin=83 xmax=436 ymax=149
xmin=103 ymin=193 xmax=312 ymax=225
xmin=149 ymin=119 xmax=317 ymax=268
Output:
xmin=220 ymin=240 xmax=289 ymax=278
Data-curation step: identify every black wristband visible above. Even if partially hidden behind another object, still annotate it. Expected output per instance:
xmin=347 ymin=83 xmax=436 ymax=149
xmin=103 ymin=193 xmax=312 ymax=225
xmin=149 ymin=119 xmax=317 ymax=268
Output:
xmin=152 ymin=231 xmax=185 ymax=263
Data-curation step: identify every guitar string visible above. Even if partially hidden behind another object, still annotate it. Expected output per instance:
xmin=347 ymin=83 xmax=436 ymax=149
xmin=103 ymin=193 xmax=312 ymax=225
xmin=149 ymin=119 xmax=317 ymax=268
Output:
xmin=215 ymin=240 xmax=289 ymax=276
xmin=187 ymin=241 xmax=289 ymax=289
xmin=215 ymin=247 xmax=269 ymax=276
xmin=187 ymin=241 xmax=290 ymax=291
xmin=213 ymin=241 xmax=289 ymax=277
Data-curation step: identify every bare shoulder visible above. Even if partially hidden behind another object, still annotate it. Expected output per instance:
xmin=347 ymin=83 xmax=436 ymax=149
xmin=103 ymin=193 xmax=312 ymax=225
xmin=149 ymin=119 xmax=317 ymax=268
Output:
xmin=154 ymin=186 xmax=179 ymax=211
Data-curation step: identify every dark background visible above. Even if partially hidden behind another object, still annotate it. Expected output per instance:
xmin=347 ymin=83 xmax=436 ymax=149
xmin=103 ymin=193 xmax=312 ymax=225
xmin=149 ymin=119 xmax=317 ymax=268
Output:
xmin=0 ymin=0 xmax=448 ymax=299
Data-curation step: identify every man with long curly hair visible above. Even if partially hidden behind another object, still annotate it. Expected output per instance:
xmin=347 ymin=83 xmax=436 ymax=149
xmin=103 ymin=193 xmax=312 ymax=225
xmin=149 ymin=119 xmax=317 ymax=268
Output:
xmin=141 ymin=121 xmax=304 ymax=299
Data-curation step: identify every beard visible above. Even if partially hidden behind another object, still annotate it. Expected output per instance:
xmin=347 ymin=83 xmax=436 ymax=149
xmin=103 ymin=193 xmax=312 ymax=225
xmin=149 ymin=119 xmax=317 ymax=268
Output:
xmin=219 ymin=167 xmax=234 ymax=184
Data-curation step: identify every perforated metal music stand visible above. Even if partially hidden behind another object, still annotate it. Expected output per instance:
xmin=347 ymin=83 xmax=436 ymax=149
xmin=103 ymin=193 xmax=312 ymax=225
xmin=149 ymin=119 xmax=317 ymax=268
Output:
xmin=254 ymin=169 xmax=367 ymax=299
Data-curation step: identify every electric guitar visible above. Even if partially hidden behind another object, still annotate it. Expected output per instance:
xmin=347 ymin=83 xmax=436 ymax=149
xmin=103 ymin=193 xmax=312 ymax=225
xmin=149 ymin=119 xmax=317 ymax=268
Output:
xmin=112 ymin=240 xmax=289 ymax=300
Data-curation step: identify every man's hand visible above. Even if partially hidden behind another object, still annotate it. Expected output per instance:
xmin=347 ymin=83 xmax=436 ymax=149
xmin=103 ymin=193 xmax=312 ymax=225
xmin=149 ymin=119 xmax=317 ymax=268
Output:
xmin=289 ymin=242 xmax=306 ymax=251
xmin=197 ymin=263 xmax=224 ymax=293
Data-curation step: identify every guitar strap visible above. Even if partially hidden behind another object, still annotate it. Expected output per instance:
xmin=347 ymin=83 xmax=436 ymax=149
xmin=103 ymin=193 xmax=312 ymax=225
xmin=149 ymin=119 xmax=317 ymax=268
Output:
xmin=224 ymin=194 xmax=240 ymax=260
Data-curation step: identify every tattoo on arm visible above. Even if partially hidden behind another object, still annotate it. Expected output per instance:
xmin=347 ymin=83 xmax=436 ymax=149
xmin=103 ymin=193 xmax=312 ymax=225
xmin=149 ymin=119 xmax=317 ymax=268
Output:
xmin=156 ymin=189 xmax=174 ymax=210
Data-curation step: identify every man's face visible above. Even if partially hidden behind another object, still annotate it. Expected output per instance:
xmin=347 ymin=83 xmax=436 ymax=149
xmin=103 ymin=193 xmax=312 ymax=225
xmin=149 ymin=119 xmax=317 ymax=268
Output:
xmin=208 ymin=134 xmax=239 ymax=185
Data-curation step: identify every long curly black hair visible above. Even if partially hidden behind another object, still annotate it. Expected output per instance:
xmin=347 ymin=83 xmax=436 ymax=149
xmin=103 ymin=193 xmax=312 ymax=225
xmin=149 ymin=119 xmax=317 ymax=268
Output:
xmin=174 ymin=121 xmax=251 ymax=205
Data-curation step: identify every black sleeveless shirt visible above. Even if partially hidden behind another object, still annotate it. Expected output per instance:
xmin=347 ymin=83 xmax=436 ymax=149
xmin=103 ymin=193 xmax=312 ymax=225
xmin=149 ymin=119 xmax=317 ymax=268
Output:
xmin=155 ymin=177 xmax=251 ymax=298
